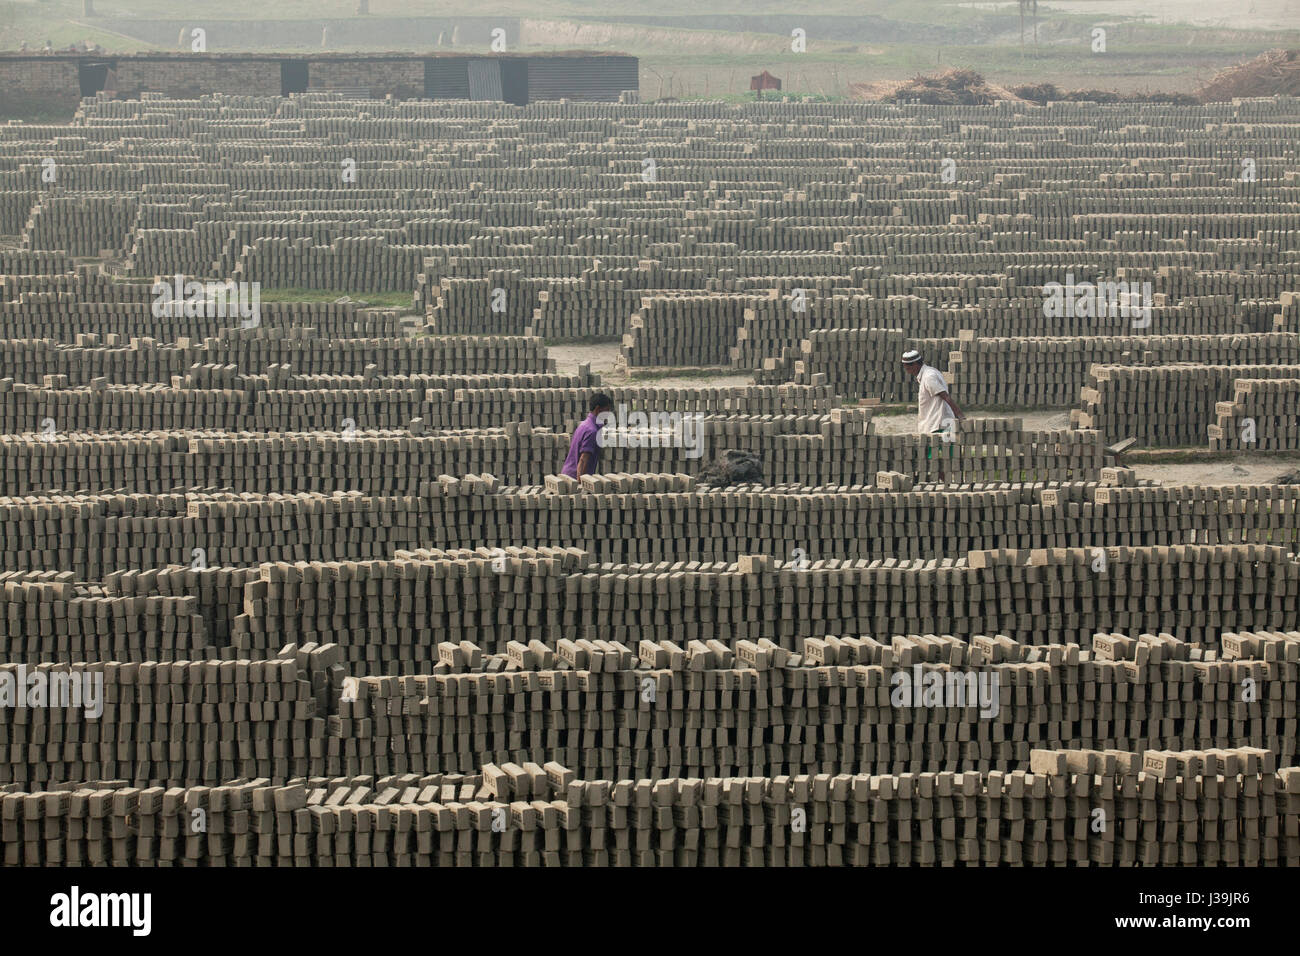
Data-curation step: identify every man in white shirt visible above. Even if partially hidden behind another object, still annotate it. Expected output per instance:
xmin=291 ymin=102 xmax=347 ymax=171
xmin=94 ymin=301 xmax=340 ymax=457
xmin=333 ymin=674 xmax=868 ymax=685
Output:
xmin=902 ymin=349 xmax=964 ymax=479
xmin=903 ymin=349 xmax=963 ymax=434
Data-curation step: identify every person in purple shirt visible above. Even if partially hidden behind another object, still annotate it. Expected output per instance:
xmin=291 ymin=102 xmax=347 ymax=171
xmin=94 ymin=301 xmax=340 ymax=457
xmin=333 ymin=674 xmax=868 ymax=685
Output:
xmin=561 ymin=393 xmax=613 ymax=479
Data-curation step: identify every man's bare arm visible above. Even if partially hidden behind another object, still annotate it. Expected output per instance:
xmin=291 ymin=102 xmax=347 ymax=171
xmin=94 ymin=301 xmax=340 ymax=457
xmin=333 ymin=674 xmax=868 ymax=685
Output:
xmin=576 ymin=452 xmax=594 ymax=477
xmin=938 ymin=390 xmax=964 ymax=419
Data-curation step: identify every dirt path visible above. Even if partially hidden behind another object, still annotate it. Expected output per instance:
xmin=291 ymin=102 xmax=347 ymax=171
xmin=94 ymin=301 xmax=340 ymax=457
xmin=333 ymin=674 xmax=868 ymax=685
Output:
xmin=1129 ymin=457 xmax=1300 ymax=486
xmin=868 ymin=409 xmax=1072 ymax=433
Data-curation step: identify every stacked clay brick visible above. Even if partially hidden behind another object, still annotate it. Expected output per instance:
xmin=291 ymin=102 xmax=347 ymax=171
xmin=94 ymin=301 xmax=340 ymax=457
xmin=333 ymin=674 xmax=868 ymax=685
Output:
xmin=0 ymin=380 xmax=835 ymax=435
xmin=529 ymin=280 xmax=653 ymax=340
xmin=1209 ymin=378 xmax=1300 ymax=451
xmin=788 ymin=329 xmax=958 ymax=402
xmin=619 ymin=294 xmax=754 ymax=368
xmin=0 ymin=644 xmax=336 ymax=788
xmin=0 ymin=572 xmax=212 ymax=664
xmin=5 ymin=478 xmax=1300 ymax=579
xmin=428 ymin=274 xmax=647 ymax=338
xmin=23 ymin=194 xmax=138 ymax=258
xmin=948 ymin=332 xmax=1300 ymax=408
xmin=4 ymin=624 xmax=1300 ymax=799
xmin=324 ymin=628 xmax=1300 ymax=783
xmin=1076 ymin=363 xmax=1300 ymax=447
xmin=0 ymin=415 xmax=1105 ymax=495
xmin=2 ymin=748 xmax=1296 ymax=865
xmin=0 ymin=331 xmax=552 ymax=386
xmin=3 ymin=474 xmax=1300 ymax=601
xmin=3 ymin=95 xmax=1294 ymax=383
xmin=0 ymin=93 xmax=1297 ymax=868
xmin=0 ymin=296 xmax=397 ymax=344
xmin=210 ymin=546 xmax=1297 ymax=669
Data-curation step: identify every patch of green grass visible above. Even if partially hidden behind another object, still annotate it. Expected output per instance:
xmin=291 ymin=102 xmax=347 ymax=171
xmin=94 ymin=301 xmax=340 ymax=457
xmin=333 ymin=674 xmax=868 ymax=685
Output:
xmin=1123 ymin=449 xmax=1300 ymax=464
xmin=0 ymin=104 xmax=77 ymax=123
xmin=969 ymin=403 xmax=1070 ymax=414
xmin=543 ymin=335 xmax=622 ymax=346
xmin=258 ymin=287 xmax=415 ymax=309
xmin=627 ymin=366 xmax=746 ymax=381
xmin=853 ymin=401 xmax=911 ymax=411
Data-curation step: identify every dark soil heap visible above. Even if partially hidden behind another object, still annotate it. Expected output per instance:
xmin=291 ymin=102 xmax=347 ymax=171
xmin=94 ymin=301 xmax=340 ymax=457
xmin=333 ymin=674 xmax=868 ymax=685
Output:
xmin=696 ymin=449 xmax=764 ymax=487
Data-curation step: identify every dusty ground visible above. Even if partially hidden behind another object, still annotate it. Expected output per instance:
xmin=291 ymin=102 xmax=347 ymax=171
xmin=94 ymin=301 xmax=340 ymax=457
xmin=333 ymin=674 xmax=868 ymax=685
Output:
xmin=869 ymin=408 xmax=1071 ymax=433
xmin=1128 ymin=457 xmax=1300 ymax=486
xmin=548 ymin=343 xmax=623 ymax=378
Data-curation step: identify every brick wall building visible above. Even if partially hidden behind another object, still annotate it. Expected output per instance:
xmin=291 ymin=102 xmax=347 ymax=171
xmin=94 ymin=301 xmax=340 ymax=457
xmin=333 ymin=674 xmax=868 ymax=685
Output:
xmin=0 ymin=52 xmax=637 ymax=115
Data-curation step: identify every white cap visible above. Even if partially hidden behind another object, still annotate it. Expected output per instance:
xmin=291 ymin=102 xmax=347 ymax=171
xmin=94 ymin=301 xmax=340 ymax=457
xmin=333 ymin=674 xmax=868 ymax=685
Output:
xmin=901 ymin=350 xmax=922 ymax=364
